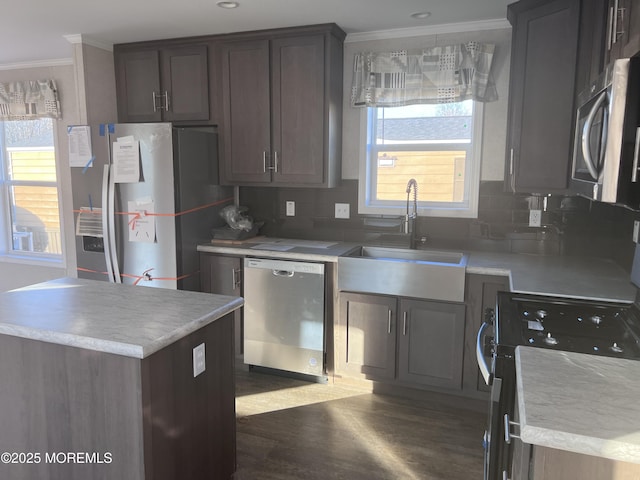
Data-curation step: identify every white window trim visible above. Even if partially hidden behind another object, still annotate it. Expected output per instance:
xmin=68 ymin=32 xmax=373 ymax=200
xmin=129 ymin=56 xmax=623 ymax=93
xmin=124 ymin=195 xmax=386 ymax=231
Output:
xmin=357 ymin=102 xmax=484 ymax=219
xmin=0 ymin=120 xmax=64 ymax=265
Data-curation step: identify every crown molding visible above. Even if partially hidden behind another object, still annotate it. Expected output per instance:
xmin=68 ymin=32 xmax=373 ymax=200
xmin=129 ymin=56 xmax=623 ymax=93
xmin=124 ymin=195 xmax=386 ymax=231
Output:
xmin=64 ymin=34 xmax=113 ymax=52
xmin=344 ymin=18 xmax=511 ymax=43
xmin=0 ymin=58 xmax=74 ymax=71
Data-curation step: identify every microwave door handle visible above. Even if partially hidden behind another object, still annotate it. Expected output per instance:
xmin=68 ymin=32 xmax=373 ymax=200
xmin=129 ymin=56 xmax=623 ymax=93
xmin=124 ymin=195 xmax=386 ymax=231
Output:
xmin=633 ymin=127 xmax=640 ymax=182
xmin=582 ymin=91 xmax=608 ymax=180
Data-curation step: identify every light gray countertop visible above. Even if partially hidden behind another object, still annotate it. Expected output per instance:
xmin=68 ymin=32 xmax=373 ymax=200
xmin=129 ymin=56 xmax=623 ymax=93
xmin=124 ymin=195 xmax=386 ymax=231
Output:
xmin=198 ymin=237 xmax=360 ymax=262
xmin=200 ymin=237 xmax=637 ymax=302
xmin=516 ymin=346 xmax=640 ymax=464
xmin=466 ymin=250 xmax=637 ymax=302
xmin=0 ymin=277 xmax=243 ymax=359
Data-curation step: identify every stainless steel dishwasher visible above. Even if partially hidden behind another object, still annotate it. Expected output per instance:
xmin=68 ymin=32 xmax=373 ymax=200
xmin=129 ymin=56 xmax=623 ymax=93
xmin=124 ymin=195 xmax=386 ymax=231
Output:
xmin=243 ymin=257 xmax=325 ymax=377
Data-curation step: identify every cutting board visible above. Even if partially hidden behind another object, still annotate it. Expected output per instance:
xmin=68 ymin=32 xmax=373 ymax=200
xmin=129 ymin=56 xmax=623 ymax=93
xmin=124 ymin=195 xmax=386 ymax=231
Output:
xmin=210 ymin=236 xmax=266 ymax=246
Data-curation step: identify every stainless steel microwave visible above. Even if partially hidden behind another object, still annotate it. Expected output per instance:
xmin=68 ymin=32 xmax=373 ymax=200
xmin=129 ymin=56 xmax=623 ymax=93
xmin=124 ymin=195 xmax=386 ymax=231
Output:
xmin=570 ymin=57 xmax=640 ymax=208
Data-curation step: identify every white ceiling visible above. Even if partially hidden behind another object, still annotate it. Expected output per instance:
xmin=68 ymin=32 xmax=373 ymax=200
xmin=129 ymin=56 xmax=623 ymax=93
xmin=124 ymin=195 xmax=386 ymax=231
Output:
xmin=2 ymin=0 xmax=513 ymax=68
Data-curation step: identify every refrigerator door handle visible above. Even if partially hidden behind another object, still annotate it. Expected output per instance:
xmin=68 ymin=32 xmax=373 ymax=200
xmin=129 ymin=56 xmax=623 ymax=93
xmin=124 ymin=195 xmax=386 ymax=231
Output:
xmin=107 ymin=163 xmax=122 ymax=283
xmin=102 ymin=164 xmax=115 ymax=283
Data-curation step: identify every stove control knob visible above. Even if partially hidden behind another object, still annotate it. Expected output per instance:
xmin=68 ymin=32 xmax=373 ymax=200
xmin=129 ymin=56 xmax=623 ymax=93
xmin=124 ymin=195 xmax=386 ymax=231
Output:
xmin=591 ymin=315 xmax=603 ymax=325
xmin=544 ymin=332 xmax=558 ymax=346
xmin=610 ymin=342 xmax=623 ymax=353
xmin=536 ymin=309 xmax=548 ymax=320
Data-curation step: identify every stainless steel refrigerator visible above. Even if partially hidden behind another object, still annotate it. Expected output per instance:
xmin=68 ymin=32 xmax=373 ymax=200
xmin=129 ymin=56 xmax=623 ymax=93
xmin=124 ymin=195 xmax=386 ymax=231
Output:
xmin=70 ymin=122 xmax=232 ymax=291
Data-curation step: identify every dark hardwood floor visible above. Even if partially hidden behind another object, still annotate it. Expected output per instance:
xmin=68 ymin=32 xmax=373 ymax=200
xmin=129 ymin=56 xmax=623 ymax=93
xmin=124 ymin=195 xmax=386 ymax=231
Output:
xmin=234 ymin=370 xmax=487 ymax=479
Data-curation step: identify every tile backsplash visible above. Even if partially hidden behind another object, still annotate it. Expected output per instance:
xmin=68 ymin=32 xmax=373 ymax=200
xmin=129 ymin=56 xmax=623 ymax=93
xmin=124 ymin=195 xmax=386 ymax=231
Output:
xmin=236 ymin=180 xmax=640 ymax=272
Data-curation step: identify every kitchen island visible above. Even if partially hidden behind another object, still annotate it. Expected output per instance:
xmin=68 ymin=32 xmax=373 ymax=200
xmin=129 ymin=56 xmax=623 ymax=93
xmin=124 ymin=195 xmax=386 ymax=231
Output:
xmin=0 ymin=277 xmax=243 ymax=480
xmin=515 ymin=346 xmax=640 ymax=479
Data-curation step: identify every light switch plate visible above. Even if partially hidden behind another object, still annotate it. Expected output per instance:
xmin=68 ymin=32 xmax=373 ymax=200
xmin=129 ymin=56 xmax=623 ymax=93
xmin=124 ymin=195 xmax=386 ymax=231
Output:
xmin=335 ymin=203 xmax=350 ymax=219
xmin=193 ymin=343 xmax=206 ymax=377
xmin=286 ymin=201 xmax=295 ymax=217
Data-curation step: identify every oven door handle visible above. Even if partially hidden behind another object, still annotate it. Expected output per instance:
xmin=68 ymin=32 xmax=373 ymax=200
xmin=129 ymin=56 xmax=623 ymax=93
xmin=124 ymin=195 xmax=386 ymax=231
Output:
xmin=476 ymin=321 xmax=492 ymax=386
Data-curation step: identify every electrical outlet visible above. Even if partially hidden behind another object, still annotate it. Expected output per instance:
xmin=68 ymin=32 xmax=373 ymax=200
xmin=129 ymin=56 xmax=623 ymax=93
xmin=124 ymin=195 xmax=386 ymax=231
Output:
xmin=634 ymin=220 xmax=640 ymax=243
xmin=285 ymin=201 xmax=295 ymax=217
xmin=529 ymin=209 xmax=542 ymax=227
xmin=335 ymin=203 xmax=350 ymax=219
xmin=193 ymin=343 xmax=206 ymax=377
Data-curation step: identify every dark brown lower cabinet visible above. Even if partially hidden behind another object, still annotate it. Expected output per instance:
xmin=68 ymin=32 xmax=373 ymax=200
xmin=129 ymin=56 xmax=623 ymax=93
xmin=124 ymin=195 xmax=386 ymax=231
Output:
xmin=337 ymin=293 xmax=397 ymax=380
xmin=200 ymin=253 xmax=243 ymax=360
xmin=0 ymin=315 xmax=235 ymax=480
xmin=397 ymin=299 xmax=465 ymax=389
xmin=511 ymin=443 xmax=640 ymax=479
xmin=337 ymin=292 xmax=465 ymax=391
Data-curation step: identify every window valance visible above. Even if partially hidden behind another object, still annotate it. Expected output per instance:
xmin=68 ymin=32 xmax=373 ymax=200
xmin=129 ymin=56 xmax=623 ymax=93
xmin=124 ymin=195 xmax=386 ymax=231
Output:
xmin=0 ymin=79 xmax=61 ymax=120
xmin=351 ymin=42 xmax=498 ymax=108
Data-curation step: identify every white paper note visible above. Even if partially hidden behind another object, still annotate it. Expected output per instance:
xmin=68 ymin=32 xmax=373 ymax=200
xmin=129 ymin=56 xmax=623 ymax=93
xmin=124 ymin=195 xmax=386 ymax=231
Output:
xmin=128 ymin=199 xmax=155 ymax=243
xmin=68 ymin=125 xmax=93 ymax=168
xmin=113 ymin=139 xmax=140 ymax=183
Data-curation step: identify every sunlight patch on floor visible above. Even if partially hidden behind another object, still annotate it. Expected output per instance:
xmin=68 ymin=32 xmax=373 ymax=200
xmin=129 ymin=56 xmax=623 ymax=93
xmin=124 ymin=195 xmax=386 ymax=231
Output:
xmin=236 ymin=382 xmax=369 ymax=417
xmin=327 ymin=402 xmax=424 ymax=480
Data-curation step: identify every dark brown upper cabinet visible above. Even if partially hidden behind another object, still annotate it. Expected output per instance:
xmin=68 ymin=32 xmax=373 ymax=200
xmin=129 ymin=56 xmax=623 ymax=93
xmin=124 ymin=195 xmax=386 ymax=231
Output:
xmin=505 ymin=0 xmax=582 ymax=194
xmin=605 ymin=0 xmax=640 ymax=62
xmin=114 ymin=44 xmax=210 ymax=123
xmin=218 ymin=24 xmax=345 ymax=188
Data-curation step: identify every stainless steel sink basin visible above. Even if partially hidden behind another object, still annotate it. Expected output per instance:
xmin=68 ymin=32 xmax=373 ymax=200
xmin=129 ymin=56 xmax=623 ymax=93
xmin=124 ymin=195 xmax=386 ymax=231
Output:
xmin=353 ymin=246 xmax=465 ymax=264
xmin=338 ymin=246 xmax=467 ymax=302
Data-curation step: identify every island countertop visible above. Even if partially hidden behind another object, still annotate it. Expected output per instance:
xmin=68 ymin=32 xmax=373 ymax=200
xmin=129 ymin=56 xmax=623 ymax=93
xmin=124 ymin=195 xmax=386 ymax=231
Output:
xmin=0 ymin=277 xmax=243 ymax=359
xmin=515 ymin=346 xmax=640 ymax=464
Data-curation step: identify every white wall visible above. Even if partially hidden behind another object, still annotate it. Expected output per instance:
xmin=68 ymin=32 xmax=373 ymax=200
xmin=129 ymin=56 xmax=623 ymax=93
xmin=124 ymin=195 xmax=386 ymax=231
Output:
xmin=0 ymin=62 xmax=80 ymax=291
xmin=341 ymin=26 xmax=512 ymax=181
xmin=0 ymin=43 xmax=117 ymax=292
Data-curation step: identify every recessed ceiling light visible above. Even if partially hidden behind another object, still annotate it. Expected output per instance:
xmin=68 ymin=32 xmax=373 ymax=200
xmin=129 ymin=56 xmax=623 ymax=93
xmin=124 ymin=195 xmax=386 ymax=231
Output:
xmin=217 ymin=1 xmax=239 ymax=8
xmin=410 ymin=11 xmax=432 ymax=19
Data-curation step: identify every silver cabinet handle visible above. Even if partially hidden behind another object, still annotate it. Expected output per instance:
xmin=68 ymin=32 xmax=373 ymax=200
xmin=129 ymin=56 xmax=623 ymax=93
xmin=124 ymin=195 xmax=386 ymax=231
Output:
xmin=504 ymin=414 xmax=520 ymax=444
xmin=509 ymin=148 xmax=516 ymax=192
xmin=509 ymin=148 xmax=514 ymax=175
xmin=403 ymin=311 xmax=408 ymax=336
xmin=632 ymin=127 xmax=640 ymax=183
xmin=388 ymin=309 xmax=392 ymax=334
xmin=164 ymin=90 xmax=170 ymax=112
xmin=231 ymin=268 xmax=241 ymax=290
xmin=274 ymin=151 xmax=279 ymax=173
xmin=152 ymin=91 xmax=159 ymax=112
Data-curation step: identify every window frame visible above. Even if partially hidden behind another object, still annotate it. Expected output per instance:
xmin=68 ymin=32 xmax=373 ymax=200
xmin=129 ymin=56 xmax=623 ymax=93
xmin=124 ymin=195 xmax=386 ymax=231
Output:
xmin=357 ymin=102 xmax=484 ymax=219
xmin=0 ymin=119 xmax=64 ymax=264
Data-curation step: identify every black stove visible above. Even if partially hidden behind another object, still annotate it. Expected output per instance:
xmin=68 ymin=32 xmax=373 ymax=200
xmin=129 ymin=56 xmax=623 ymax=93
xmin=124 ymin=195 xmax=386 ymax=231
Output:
xmin=495 ymin=291 xmax=640 ymax=359
xmin=482 ymin=291 xmax=640 ymax=480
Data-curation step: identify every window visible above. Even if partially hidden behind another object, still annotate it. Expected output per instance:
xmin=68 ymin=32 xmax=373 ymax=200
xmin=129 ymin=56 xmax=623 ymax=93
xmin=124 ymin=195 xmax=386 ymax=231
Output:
xmin=358 ymin=100 xmax=483 ymax=218
xmin=0 ymin=118 xmax=62 ymax=259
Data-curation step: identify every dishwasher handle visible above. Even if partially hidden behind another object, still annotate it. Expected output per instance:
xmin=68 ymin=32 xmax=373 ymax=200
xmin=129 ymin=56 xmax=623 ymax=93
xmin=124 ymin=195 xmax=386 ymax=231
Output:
xmin=272 ymin=270 xmax=295 ymax=277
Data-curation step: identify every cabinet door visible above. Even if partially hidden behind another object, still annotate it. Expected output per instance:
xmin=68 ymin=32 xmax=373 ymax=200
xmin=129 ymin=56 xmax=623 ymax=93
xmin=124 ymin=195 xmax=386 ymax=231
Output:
xmin=220 ymin=40 xmax=272 ymax=184
xmin=606 ymin=0 xmax=640 ymax=60
xmin=271 ymin=35 xmax=325 ymax=185
xmin=397 ymin=299 xmax=466 ymax=390
xmin=200 ymin=254 xmax=243 ymax=356
xmin=337 ymin=293 xmax=396 ymax=380
xmin=115 ymin=50 xmax=162 ymax=123
xmin=160 ymin=45 xmax=210 ymax=122
xmin=506 ymin=0 xmax=581 ymax=194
